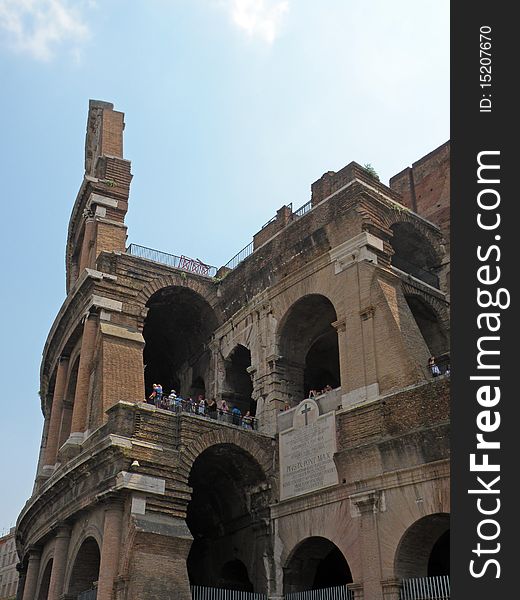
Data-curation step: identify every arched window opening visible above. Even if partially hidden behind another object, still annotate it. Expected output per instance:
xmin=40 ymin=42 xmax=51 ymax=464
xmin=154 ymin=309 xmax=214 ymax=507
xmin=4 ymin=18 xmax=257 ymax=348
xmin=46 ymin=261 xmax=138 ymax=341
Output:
xmin=224 ymin=346 xmax=254 ymax=415
xmin=143 ymin=287 xmax=218 ymax=400
xmin=390 ymin=223 xmax=440 ymax=288
xmin=186 ymin=444 xmax=267 ymax=591
xmin=278 ymin=295 xmax=340 ymax=400
xmin=219 ymin=560 xmax=253 ymax=591
xmin=68 ymin=537 xmax=100 ymax=598
xmin=284 ymin=537 xmax=352 ymax=594
xmin=37 ymin=559 xmax=53 ymax=600
xmin=405 ymin=296 xmax=449 ymax=358
xmin=191 ymin=376 xmax=206 ymax=399
xmin=395 ymin=513 xmax=450 ymax=580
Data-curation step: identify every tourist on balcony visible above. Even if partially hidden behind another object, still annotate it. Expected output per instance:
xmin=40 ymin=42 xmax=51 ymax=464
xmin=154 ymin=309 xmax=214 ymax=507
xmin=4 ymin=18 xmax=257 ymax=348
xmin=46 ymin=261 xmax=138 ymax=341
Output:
xmin=197 ymin=396 xmax=206 ymax=415
xmin=154 ymin=383 xmax=163 ymax=407
xmin=232 ymin=405 xmax=242 ymax=426
xmin=206 ymin=397 xmax=218 ymax=418
xmin=218 ymin=399 xmax=230 ymax=421
xmin=428 ymin=357 xmax=441 ymax=377
xmin=242 ymin=411 xmax=253 ymax=429
xmin=149 ymin=384 xmax=158 ymax=405
xmin=322 ymin=384 xmax=332 ymax=393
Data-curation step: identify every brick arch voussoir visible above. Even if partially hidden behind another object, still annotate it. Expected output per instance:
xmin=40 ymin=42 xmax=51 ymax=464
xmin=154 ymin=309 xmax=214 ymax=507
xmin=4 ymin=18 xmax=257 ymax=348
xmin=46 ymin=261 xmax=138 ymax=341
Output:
xmin=135 ymin=273 xmax=223 ymax=323
xmin=383 ymin=209 xmax=446 ymax=262
xmin=179 ymin=428 xmax=273 ymax=486
xmin=401 ymin=283 xmax=450 ymax=331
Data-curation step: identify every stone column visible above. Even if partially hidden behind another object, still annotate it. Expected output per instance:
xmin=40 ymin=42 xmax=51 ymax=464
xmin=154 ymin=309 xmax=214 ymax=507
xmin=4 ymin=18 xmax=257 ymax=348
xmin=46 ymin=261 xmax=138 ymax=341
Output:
xmin=21 ymin=547 xmax=41 ymax=600
xmin=15 ymin=562 xmax=26 ymax=600
xmin=97 ymin=498 xmax=125 ymax=600
xmin=47 ymin=524 xmax=71 ymax=600
xmin=351 ymin=490 xmax=383 ymax=600
xmin=382 ymin=578 xmax=402 ymax=600
xmin=79 ymin=215 xmax=95 ymax=273
xmin=43 ymin=357 xmax=70 ymax=467
xmin=70 ymin=311 xmax=98 ymax=437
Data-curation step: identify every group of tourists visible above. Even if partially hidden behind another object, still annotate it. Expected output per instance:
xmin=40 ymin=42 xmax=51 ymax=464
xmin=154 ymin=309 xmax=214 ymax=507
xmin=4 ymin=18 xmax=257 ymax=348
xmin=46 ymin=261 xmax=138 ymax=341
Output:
xmin=146 ymin=384 xmax=255 ymax=429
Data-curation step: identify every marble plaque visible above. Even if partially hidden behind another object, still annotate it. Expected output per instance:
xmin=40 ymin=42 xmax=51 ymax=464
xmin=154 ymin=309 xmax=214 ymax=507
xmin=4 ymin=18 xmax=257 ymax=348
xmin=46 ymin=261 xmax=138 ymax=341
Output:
xmin=279 ymin=399 xmax=338 ymax=500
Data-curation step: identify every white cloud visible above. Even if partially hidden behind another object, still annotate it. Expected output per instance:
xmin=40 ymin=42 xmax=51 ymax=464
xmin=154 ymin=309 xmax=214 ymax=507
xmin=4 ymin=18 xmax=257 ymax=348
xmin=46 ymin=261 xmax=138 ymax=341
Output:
xmin=226 ymin=0 xmax=289 ymax=44
xmin=0 ymin=0 xmax=90 ymax=61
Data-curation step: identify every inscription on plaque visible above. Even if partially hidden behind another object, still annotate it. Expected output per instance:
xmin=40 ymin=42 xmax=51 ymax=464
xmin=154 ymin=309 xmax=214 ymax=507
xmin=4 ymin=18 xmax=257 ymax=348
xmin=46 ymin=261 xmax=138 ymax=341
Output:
xmin=279 ymin=399 xmax=338 ymax=500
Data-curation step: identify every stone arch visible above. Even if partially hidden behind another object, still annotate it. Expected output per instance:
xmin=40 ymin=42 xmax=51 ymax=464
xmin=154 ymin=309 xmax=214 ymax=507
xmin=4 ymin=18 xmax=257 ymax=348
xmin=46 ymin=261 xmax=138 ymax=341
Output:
xmin=65 ymin=536 xmax=101 ymax=597
xmin=394 ymin=513 xmax=450 ymax=579
xmin=141 ymin=284 xmax=220 ymax=399
xmin=64 ymin=525 xmax=103 ymax=596
xmin=36 ymin=556 xmax=53 ymax=600
xmin=135 ymin=273 xmax=222 ymax=321
xmin=223 ymin=344 xmax=255 ymax=415
xmin=283 ymin=536 xmax=353 ymax=593
xmin=184 ymin=438 xmax=272 ymax=591
xmin=276 ymin=293 xmax=341 ymax=400
xmin=402 ymin=291 xmax=450 ymax=359
xmin=384 ymin=209 xmax=446 ymax=259
xmin=179 ymin=427 xmax=273 ymax=484
xmin=389 ymin=220 xmax=443 ymax=288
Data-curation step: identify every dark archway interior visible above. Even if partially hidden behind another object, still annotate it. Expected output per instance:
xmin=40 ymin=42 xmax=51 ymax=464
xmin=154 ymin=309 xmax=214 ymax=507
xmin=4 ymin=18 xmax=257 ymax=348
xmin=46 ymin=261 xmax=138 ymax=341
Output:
xmin=187 ymin=444 xmax=265 ymax=590
xmin=395 ymin=513 xmax=450 ymax=579
xmin=224 ymin=345 xmax=254 ymax=415
xmin=143 ymin=287 xmax=218 ymax=398
xmin=191 ymin=376 xmax=206 ymax=399
xmin=406 ymin=296 xmax=449 ymax=357
xmin=428 ymin=530 xmax=450 ymax=577
xmin=37 ymin=559 xmax=53 ymax=600
xmin=220 ymin=560 xmax=254 ymax=591
xmin=390 ymin=223 xmax=440 ymax=288
xmin=284 ymin=537 xmax=352 ymax=593
xmin=279 ymin=295 xmax=340 ymax=399
xmin=68 ymin=537 xmax=100 ymax=596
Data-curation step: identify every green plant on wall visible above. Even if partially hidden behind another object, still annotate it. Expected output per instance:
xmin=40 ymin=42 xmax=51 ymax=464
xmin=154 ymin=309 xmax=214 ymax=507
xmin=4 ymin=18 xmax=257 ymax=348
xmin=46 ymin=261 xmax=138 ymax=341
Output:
xmin=363 ymin=163 xmax=380 ymax=181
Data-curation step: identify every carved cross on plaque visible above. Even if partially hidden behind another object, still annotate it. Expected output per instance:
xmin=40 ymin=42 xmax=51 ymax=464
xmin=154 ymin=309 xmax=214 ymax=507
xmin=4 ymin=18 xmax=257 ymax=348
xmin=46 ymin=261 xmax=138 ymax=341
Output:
xmin=300 ymin=403 xmax=312 ymax=426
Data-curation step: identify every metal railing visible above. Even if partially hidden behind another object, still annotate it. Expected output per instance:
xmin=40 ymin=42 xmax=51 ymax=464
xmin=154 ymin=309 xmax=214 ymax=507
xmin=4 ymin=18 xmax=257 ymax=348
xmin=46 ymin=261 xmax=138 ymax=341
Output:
xmin=78 ymin=588 xmax=97 ymax=600
xmin=223 ymin=241 xmax=254 ymax=270
xmin=293 ymin=199 xmax=312 ymax=218
xmin=126 ymin=244 xmax=217 ymax=278
xmin=285 ymin=585 xmax=355 ymax=600
xmin=400 ymin=576 xmax=450 ymax=600
xmin=192 ymin=586 xmax=266 ymax=600
xmin=147 ymin=397 xmax=259 ymax=430
xmin=391 ymin=255 xmax=440 ymax=289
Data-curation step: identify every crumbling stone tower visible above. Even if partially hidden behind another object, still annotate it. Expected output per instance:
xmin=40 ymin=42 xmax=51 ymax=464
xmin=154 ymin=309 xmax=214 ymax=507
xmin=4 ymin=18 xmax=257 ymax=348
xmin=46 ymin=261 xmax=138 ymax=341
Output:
xmin=16 ymin=101 xmax=450 ymax=600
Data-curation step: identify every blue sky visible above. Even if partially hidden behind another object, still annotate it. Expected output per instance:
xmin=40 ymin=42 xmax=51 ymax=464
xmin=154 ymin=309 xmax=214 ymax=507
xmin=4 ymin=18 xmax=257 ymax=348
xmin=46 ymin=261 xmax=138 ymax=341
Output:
xmin=0 ymin=0 xmax=449 ymax=533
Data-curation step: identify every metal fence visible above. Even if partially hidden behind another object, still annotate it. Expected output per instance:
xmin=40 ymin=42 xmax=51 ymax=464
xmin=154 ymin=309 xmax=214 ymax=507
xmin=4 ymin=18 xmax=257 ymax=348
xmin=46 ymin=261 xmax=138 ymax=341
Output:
xmin=148 ymin=398 xmax=259 ymax=430
xmin=191 ymin=586 xmax=266 ymax=600
xmin=77 ymin=588 xmax=97 ymax=600
xmin=293 ymin=199 xmax=312 ymax=218
xmin=126 ymin=244 xmax=217 ymax=278
xmin=391 ymin=255 xmax=440 ymax=289
xmin=285 ymin=585 xmax=354 ymax=600
xmin=400 ymin=576 xmax=450 ymax=600
xmin=223 ymin=241 xmax=254 ymax=270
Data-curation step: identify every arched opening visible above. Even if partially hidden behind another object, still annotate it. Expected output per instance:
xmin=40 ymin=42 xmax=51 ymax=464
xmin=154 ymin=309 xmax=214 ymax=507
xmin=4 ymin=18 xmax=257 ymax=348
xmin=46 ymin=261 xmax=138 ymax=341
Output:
xmin=224 ymin=345 xmax=255 ymax=415
xmin=219 ymin=559 xmax=253 ymax=591
xmin=186 ymin=444 xmax=267 ymax=591
xmin=58 ymin=356 xmax=80 ymax=447
xmin=37 ymin=559 xmax=53 ymax=600
xmin=278 ymin=295 xmax=340 ymax=400
xmin=395 ymin=513 xmax=450 ymax=579
xmin=405 ymin=295 xmax=449 ymax=358
xmin=191 ymin=376 xmax=206 ymax=399
xmin=284 ymin=537 xmax=352 ymax=593
xmin=143 ymin=286 xmax=218 ymax=399
xmin=67 ymin=537 xmax=100 ymax=598
xmin=390 ymin=223 xmax=440 ymax=288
